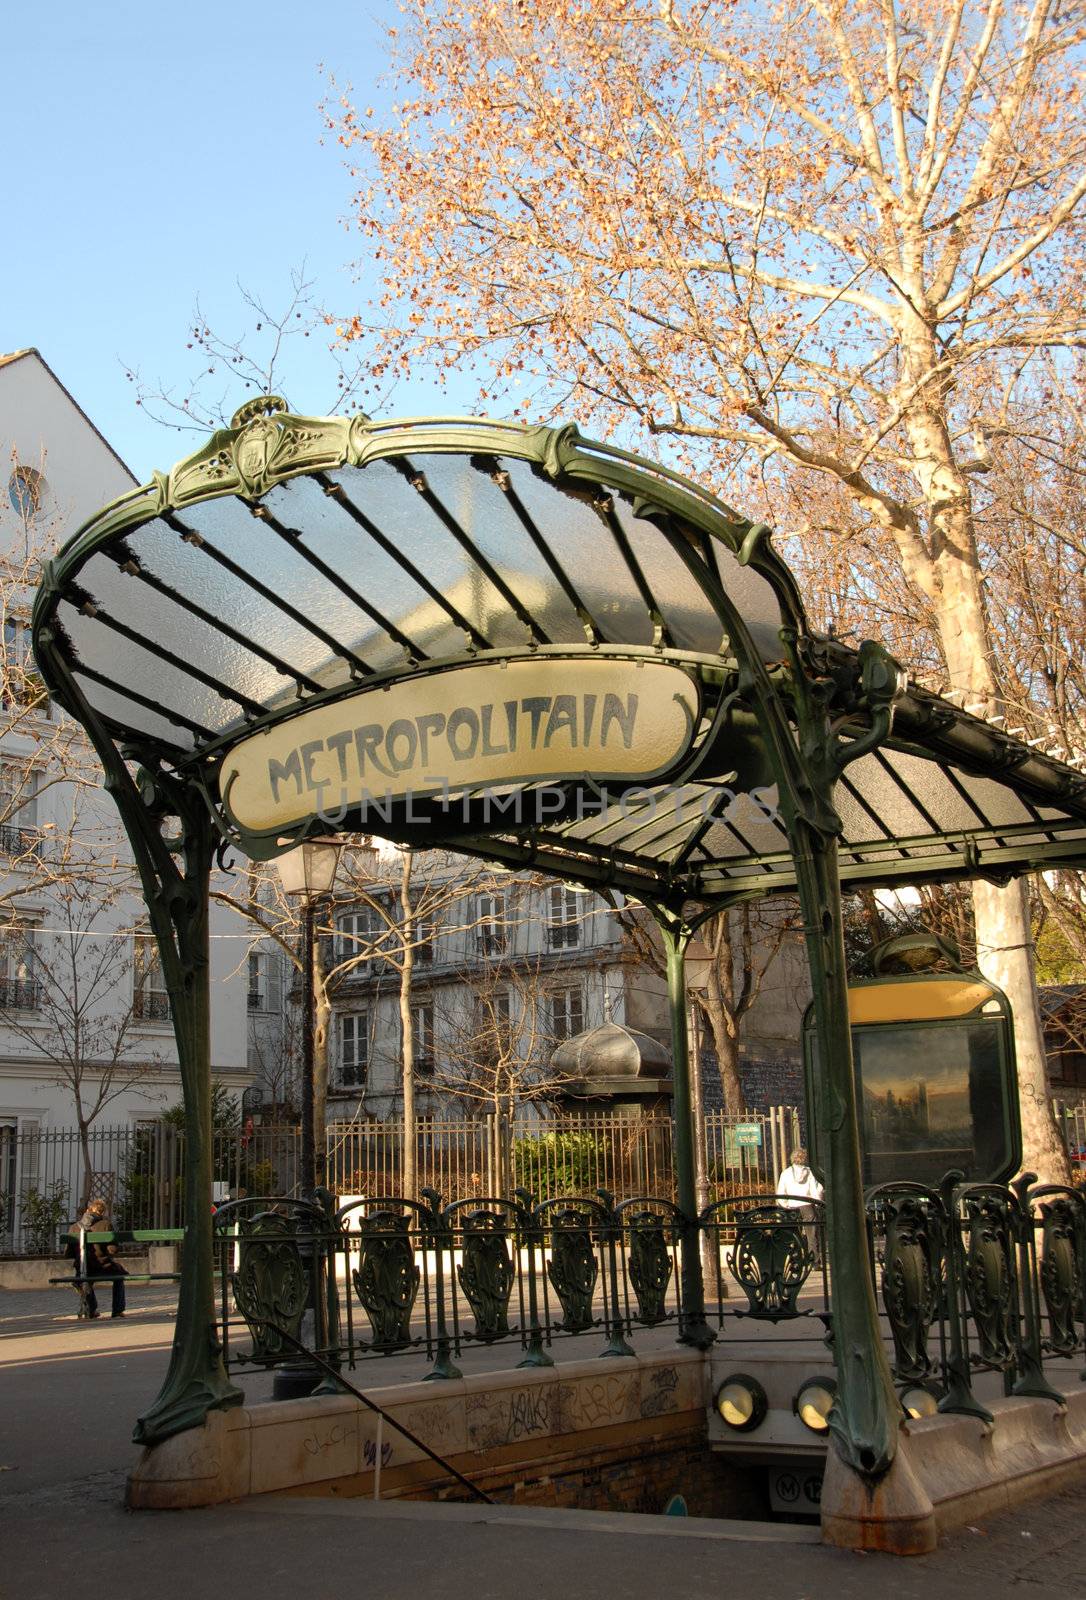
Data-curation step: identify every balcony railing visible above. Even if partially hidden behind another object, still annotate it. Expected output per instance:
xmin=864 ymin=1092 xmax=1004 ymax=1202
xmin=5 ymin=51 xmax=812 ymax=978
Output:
xmin=133 ymin=989 xmax=171 ymax=1022
xmin=0 ymin=824 xmax=38 ymax=856
xmin=0 ymin=976 xmax=41 ymax=1011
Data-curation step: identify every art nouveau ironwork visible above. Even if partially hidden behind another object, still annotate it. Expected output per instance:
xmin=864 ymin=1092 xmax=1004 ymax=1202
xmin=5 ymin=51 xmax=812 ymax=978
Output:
xmin=33 ymin=399 xmax=1086 ymax=1483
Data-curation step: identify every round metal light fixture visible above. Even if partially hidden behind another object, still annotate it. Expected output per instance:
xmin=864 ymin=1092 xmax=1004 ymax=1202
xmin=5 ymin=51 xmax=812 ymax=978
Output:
xmin=714 ymin=1373 xmax=768 ymax=1433
xmin=899 ymin=1383 xmax=939 ymax=1420
xmin=793 ymin=1376 xmax=837 ymax=1433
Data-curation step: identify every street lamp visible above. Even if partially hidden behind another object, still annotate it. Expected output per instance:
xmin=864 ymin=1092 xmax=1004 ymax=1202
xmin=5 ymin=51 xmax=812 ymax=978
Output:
xmin=275 ymin=837 xmax=342 ymax=1194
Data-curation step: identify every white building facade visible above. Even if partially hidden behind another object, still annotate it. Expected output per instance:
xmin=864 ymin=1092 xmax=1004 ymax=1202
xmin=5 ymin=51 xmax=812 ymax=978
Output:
xmin=0 ymin=350 xmax=250 ymax=1241
xmin=323 ymin=853 xmax=669 ymax=1119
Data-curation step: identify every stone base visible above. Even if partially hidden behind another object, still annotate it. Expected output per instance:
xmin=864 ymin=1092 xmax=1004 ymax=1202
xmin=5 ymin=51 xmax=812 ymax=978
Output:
xmin=127 ymin=1349 xmax=711 ymax=1512
xmin=820 ymin=1389 xmax=1086 ymax=1554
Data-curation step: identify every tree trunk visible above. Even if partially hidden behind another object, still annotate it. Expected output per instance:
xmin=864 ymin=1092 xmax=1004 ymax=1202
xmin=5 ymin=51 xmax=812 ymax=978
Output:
xmin=77 ymin=1114 xmax=93 ymax=1211
xmin=902 ymin=376 xmax=1070 ymax=1185
xmin=312 ymin=945 xmax=331 ymax=1191
xmin=973 ymin=878 xmax=1070 ymax=1184
xmin=399 ymin=852 xmax=416 ymax=1200
xmin=699 ymin=999 xmax=743 ymax=1118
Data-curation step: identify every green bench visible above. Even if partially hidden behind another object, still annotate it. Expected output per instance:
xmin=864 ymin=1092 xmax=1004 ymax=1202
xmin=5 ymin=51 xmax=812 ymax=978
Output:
xmin=51 ymin=1229 xmax=185 ymax=1314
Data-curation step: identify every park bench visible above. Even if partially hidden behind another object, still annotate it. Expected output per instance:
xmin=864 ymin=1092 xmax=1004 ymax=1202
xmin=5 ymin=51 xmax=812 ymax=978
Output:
xmin=51 ymin=1228 xmax=185 ymax=1316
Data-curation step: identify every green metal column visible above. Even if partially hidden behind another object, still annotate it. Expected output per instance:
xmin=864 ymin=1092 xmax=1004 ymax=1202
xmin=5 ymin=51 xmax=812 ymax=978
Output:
xmin=131 ymin=786 xmax=243 ymax=1445
xmin=658 ymin=916 xmax=714 ymax=1349
xmin=790 ymin=819 xmax=899 ymax=1477
xmin=34 ymin=627 xmax=243 ymax=1445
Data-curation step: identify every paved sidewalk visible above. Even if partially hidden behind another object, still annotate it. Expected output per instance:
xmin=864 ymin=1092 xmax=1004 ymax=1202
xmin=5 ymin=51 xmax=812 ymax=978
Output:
xmin=5 ymin=1281 xmax=1086 ymax=1600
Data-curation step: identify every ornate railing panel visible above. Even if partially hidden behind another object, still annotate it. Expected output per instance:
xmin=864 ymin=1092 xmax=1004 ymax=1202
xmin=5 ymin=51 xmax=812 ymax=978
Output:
xmin=868 ymin=1184 xmax=944 ymax=1384
xmin=622 ymin=1205 xmax=675 ymax=1325
xmin=454 ymin=1206 xmax=516 ymax=1341
xmin=540 ymin=1199 xmax=603 ymax=1334
xmin=206 ymin=1180 xmax=1083 ymax=1407
xmin=701 ymin=1195 xmax=826 ymax=1327
xmin=213 ymin=1197 xmax=325 ymax=1366
xmin=352 ymin=1211 xmax=420 ymax=1352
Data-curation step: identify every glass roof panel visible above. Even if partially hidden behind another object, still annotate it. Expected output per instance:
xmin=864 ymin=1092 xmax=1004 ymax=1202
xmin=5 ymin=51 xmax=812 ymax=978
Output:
xmin=261 ymin=474 xmax=425 ymax=671
xmin=842 ymin=754 xmax=935 ymax=838
xmin=78 ymin=552 xmax=302 ymax=709
xmin=124 ymin=517 xmax=354 ymax=689
xmin=400 ymin=453 xmax=586 ymax=645
xmin=181 ymin=491 xmax=396 ymax=671
xmin=73 ymin=673 xmax=197 ymax=752
xmin=496 ymin=458 xmax=654 ymax=646
xmin=708 ymin=542 xmax=787 ymax=661
xmin=329 ymin=458 xmax=531 ymax=652
xmin=834 ymin=778 xmax=892 ymax=844
xmin=953 ymin=771 xmax=1036 ymax=829
xmin=878 ymin=749 xmax=989 ymax=833
xmin=610 ymin=500 xmax=727 ymax=653
xmin=57 ymin=600 xmax=245 ymax=735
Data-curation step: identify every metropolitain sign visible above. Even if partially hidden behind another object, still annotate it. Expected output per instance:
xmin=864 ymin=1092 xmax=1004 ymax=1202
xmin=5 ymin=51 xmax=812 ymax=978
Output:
xmin=219 ymin=657 xmax=701 ymax=834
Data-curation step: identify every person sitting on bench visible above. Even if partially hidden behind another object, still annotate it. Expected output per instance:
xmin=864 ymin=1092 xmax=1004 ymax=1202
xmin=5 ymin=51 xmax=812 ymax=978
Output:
xmin=71 ymin=1199 xmax=128 ymax=1319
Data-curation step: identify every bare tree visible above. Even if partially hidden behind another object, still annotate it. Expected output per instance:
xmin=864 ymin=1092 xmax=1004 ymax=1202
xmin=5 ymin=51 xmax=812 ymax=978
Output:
xmin=431 ymin=952 xmax=574 ymax=1121
xmin=123 ymin=267 xmax=371 ymax=438
xmin=0 ymin=867 xmax=162 ymax=1205
xmin=620 ymin=900 xmax=802 ymax=1117
xmin=216 ymin=845 xmax=506 ymax=1195
xmin=331 ymin=0 xmax=1086 ymax=1178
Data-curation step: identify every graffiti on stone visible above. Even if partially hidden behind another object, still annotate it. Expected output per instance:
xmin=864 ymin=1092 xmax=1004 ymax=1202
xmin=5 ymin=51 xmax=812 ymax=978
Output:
xmin=362 ymin=1436 xmax=395 ymax=1469
xmin=302 ymin=1420 xmax=356 ymax=1457
xmin=639 ymin=1366 xmax=679 ymax=1419
xmin=560 ymin=1374 xmax=638 ymax=1429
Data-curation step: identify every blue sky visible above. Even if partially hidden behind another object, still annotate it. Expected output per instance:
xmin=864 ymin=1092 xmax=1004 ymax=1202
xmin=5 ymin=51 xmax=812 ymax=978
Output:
xmin=4 ymin=2 xmax=474 ymax=478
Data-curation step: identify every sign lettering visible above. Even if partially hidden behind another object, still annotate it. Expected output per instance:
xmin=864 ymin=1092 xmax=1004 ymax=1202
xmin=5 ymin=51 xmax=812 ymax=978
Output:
xmin=219 ymin=657 xmax=700 ymax=835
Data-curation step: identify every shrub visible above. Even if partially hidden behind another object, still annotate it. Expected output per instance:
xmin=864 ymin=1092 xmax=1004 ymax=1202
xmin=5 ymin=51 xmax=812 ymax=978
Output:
xmin=22 ymin=1181 xmax=68 ymax=1255
xmin=511 ymin=1131 xmax=604 ymax=1199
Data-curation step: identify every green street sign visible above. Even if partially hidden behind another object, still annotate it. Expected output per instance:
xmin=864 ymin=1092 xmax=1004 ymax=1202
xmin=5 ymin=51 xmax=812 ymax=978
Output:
xmin=735 ymin=1122 xmax=763 ymax=1147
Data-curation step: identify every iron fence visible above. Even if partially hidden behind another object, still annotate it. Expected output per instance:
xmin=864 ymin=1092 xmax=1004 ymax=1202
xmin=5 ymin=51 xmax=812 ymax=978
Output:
xmin=209 ymin=1174 xmax=1085 ymax=1410
xmin=865 ymin=1175 xmax=1086 ymax=1414
xmin=1 ymin=1107 xmax=794 ymax=1256
xmin=1055 ymin=1097 xmax=1086 ymax=1172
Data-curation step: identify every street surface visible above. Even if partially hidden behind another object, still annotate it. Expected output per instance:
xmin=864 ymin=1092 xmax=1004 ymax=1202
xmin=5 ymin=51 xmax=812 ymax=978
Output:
xmin=4 ymin=1281 xmax=1086 ymax=1600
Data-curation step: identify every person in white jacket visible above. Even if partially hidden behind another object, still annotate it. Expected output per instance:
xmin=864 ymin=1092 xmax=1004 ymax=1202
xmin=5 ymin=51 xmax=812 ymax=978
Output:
xmin=776 ymin=1147 xmax=824 ymax=1266
xmin=776 ymin=1147 xmax=824 ymax=1207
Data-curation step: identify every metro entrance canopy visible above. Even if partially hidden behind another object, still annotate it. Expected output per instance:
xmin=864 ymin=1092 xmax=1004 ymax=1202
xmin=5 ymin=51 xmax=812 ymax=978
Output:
xmin=31 ymin=398 xmax=1086 ymax=1492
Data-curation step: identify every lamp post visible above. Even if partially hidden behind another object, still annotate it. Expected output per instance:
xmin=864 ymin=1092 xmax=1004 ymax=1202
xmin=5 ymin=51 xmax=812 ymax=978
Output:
xmin=275 ymin=838 xmax=342 ymax=1194
xmin=271 ymin=838 xmax=342 ymax=1403
xmin=682 ymin=936 xmax=719 ymax=1299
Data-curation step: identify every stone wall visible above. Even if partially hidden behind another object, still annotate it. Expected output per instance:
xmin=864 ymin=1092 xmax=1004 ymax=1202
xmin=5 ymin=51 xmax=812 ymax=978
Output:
xmin=129 ymin=1348 xmax=757 ymax=1515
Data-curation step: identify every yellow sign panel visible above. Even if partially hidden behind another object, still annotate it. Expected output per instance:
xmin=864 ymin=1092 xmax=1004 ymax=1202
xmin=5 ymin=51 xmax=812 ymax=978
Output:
xmin=220 ymin=657 xmax=700 ymax=834
xmin=847 ymin=979 xmax=995 ymax=1026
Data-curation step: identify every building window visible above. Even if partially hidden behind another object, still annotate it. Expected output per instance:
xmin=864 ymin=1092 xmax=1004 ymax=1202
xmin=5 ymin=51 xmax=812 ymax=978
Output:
xmin=0 ymin=765 xmax=37 ymax=855
xmin=133 ymin=930 xmax=170 ymax=1022
xmin=7 ymin=465 xmax=44 ymax=521
xmin=339 ymin=1011 xmax=369 ymax=1089
xmin=549 ymin=985 xmax=584 ymax=1042
xmin=246 ymin=950 xmax=283 ymax=1013
xmin=547 ymin=884 xmax=582 ymax=950
xmin=248 ymin=951 xmax=267 ymax=1011
xmin=413 ymin=912 xmax=434 ymax=964
xmin=411 ymin=1000 xmax=435 ymax=1075
xmin=0 ymin=918 xmax=40 ymax=1011
xmin=476 ymin=892 xmax=506 ymax=956
xmin=2 ymin=618 xmax=48 ymax=716
xmin=337 ymin=903 xmax=385 ymax=971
